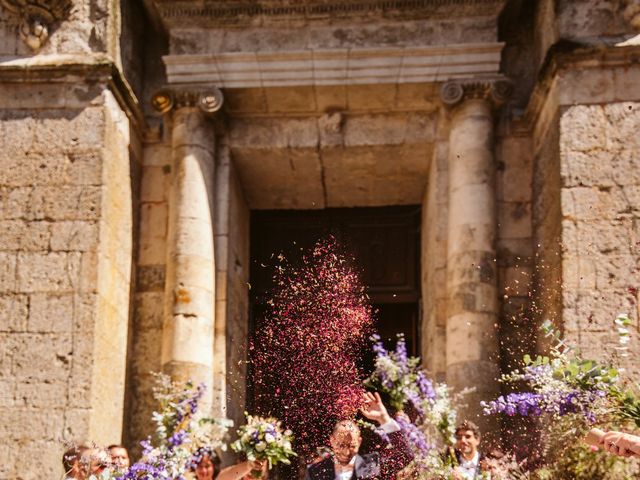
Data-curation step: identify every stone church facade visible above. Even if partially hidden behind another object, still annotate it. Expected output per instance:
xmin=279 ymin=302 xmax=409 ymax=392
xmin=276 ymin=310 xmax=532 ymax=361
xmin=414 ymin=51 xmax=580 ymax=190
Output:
xmin=0 ymin=0 xmax=639 ymax=478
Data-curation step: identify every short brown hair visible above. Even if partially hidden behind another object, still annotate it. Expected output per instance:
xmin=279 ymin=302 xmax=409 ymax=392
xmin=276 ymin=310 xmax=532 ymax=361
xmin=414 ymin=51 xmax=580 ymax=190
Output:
xmin=62 ymin=445 xmax=88 ymax=473
xmin=455 ymin=420 xmax=481 ymax=439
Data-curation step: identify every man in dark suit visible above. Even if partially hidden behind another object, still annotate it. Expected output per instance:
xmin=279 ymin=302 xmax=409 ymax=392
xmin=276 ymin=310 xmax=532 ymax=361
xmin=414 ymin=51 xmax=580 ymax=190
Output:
xmin=305 ymin=392 xmax=413 ymax=480
xmin=442 ymin=420 xmax=484 ymax=480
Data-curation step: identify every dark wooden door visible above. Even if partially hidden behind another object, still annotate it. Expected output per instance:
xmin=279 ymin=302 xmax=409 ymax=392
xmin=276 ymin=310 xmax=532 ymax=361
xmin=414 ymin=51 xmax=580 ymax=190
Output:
xmin=249 ymin=206 xmax=421 ymax=367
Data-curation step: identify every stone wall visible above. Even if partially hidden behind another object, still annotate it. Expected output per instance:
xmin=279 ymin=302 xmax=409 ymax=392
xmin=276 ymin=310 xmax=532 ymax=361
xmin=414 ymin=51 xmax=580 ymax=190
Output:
xmin=559 ymin=98 xmax=640 ymax=375
xmin=0 ymin=79 xmax=134 ymax=479
xmin=530 ymin=54 xmax=640 ymax=374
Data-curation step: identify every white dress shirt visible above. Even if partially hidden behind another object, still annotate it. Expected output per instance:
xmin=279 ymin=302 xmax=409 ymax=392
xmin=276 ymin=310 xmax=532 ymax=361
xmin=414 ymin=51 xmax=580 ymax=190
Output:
xmin=457 ymin=451 xmax=480 ymax=479
xmin=334 ymin=419 xmax=400 ymax=480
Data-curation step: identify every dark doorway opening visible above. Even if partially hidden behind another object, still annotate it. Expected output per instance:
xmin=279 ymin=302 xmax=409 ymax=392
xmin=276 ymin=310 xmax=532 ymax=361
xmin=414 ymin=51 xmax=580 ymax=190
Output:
xmin=248 ymin=206 xmax=421 ymax=406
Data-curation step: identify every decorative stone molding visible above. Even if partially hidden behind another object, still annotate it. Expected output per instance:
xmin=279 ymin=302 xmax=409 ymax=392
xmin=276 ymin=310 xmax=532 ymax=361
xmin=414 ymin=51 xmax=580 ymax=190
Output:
xmin=151 ymin=0 xmax=507 ymax=27
xmin=151 ymin=86 xmax=224 ymax=115
xmin=163 ymin=43 xmax=504 ymax=88
xmin=0 ymin=0 xmax=73 ymax=51
xmin=439 ymin=77 xmax=513 ymax=108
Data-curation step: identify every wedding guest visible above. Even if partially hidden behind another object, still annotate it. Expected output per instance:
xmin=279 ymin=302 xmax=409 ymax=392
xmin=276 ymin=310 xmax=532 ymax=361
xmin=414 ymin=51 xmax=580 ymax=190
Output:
xmin=442 ymin=420 xmax=484 ymax=480
xmin=107 ymin=444 xmax=130 ymax=470
xmin=600 ymin=430 xmax=640 ymax=458
xmin=305 ymin=391 xmax=413 ymax=480
xmin=189 ymin=447 xmax=222 ymax=480
xmin=79 ymin=448 xmax=110 ymax=479
xmin=62 ymin=445 xmax=88 ymax=480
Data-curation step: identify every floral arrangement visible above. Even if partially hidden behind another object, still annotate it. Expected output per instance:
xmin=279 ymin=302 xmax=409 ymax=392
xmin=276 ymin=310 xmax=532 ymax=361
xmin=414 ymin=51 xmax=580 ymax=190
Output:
xmin=88 ymin=373 xmax=231 ymax=480
xmin=481 ymin=314 xmax=640 ymax=479
xmin=366 ymin=334 xmax=463 ymax=446
xmin=230 ymin=414 xmax=297 ymax=477
xmin=481 ymin=316 xmax=639 ymax=427
xmin=365 ymin=335 xmax=470 ymax=479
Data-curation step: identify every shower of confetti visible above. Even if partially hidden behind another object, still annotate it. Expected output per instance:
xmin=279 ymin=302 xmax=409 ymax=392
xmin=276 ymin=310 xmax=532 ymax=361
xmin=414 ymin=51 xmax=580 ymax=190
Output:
xmin=251 ymin=236 xmax=374 ymax=459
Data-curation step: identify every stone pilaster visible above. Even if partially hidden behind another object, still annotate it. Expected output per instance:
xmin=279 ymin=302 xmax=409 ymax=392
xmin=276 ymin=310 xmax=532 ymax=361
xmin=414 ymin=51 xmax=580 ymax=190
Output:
xmin=151 ymin=87 xmax=223 ymax=413
xmin=440 ymin=78 xmax=511 ymax=436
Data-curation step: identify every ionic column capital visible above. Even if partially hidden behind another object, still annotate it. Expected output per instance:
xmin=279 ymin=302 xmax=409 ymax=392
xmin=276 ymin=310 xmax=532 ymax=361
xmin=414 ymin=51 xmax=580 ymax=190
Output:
xmin=151 ymin=86 xmax=224 ymax=115
xmin=439 ymin=77 xmax=513 ymax=109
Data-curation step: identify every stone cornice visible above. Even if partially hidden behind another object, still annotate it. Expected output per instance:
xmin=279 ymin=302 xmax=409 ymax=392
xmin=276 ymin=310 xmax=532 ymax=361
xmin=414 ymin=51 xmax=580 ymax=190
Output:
xmin=521 ymin=44 xmax=640 ymax=137
xmin=0 ymin=54 xmax=146 ymax=131
xmin=151 ymin=0 xmax=506 ymax=27
xmin=163 ymin=42 xmax=504 ymax=88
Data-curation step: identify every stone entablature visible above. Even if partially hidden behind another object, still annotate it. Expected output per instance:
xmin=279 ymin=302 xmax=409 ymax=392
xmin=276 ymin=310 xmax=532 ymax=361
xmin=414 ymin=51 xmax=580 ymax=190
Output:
xmin=163 ymin=43 xmax=504 ymax=88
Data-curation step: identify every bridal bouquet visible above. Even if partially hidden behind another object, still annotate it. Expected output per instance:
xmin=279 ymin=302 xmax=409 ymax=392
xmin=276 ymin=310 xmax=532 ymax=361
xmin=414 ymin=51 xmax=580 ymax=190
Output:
xmin=231 ymin=414 xmax=297 ymax=477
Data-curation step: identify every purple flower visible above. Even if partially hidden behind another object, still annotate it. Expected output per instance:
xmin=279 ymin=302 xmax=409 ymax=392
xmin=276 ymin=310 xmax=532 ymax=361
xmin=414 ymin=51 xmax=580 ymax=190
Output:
xmin=396 ymin=414 xmax=432 ymax=455
xmin=416 ymin=372 xmax=436 ymax=400
xmin=482 ymin=392 xmax=544 ymax=417
xmin=395 ymin=335 xmax=408 ymax=369
xmin=168 ymin=429 xmax=188 ymax=448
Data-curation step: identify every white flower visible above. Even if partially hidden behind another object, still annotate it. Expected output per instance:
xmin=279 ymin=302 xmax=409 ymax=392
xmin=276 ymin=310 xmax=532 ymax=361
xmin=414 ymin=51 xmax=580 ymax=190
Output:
xmin=264 ymin=433 xmax=275 ymax=443
xmin=255 ymin=441 xmax=267 ymax=452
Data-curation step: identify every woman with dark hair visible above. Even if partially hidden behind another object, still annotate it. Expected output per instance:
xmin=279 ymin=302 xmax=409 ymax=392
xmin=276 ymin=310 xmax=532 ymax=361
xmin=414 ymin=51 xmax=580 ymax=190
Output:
xmin=189 ymin=447 xmax=222 ymax=480
xmin=189 ymin=447 xmax=267 ymax=480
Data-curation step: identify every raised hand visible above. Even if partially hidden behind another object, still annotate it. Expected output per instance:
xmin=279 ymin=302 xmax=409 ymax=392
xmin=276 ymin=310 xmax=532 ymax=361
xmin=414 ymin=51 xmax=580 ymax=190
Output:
xmin=360 ymin=391 xmax=392 ymax=425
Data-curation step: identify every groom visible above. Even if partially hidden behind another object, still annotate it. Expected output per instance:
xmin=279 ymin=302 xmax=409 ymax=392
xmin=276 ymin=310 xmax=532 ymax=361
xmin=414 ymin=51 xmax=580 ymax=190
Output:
xmin=305 ymin=392 xmax=413 ymax=480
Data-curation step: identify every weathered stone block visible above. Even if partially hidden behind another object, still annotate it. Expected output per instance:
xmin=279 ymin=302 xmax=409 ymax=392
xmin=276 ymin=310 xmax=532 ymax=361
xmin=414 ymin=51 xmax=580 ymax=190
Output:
xmin=563 ymin=289 xmax=637 ymax=333
xmin=559 ymin=105 xmax=607 ymax=154
xmin=33 ymin=108 xmax=105 ymax=153
xmin=562 ymin=256 xmax=597 ymax=289
xmin=50 ymin=221 xmax=99 ymax=252
xmin=15 ymin=381 xmax=68 ymax=408
xmin=0 ymin=294 xmax=28 ymax=332
xmin=561 ymin=150 xmax=615 ymax=188
xmin=141 ymin=165 xmax=169 ymax=203
xmin=498 ymin=202 xmax=532 ymax=239
xmin=27 ymin=186 xmax=102 ymax=221
xmin=67 ymin=151 xmax=103 ymax=186
xmin=0 ymin=252 xmax=17 ymax=293
xmin=562 ymin=186 xmax=630 ymax=221
xmin=137 ymin=265 xmax=165 ymax=292
xmin=0 ymin=407 xmax=64 ymax=440
xmin=0 ymin=379 xmax=14 ymax=407
xmin=0 ymin=187 xmax=31 ymax=220
xmin=11 ymin=333 xmax=72 ymax=383
xmin=604 ymin=102 xmax=640 ymax=148
xmin=28 ymin=293 xmax=74 ymax=333
xmin=17 ymin=252 xmax=80 ymax=293
xmin=139 ymin=203 xmax=168 ymax=266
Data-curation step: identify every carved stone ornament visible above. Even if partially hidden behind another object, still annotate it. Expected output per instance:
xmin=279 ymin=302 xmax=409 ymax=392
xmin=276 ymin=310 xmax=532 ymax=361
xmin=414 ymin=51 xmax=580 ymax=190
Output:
xmin=439 ymin=78 xmax=513 ymax=108
xmin=151 ymin=87 xmax=224 ymax=115
xmin=623 ymin=0 xmax=640 ymax=30
xmin=0 ymin=0 xmax=73 ymax=51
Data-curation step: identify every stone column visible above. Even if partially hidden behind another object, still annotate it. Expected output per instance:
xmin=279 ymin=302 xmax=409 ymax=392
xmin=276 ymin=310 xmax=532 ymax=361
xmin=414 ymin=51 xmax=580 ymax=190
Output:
xmin=440 ymin=79 xmax=511 ymax=433
xmin=151 ymin=87 xmax=224 ymax=412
